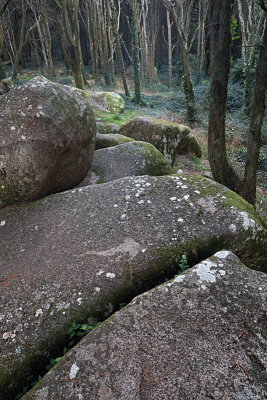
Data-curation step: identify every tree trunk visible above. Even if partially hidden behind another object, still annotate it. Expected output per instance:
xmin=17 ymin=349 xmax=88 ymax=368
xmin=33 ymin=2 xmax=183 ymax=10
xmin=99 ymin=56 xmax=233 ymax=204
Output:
xmin=243 ymin=17 xmax=267 ymax=204
xmin=165 ymin=0 xmax=196 ymax=124
xmin=12 ymin=0 xmax=27 ymax=80
xmin=110 ymin=0 xmax=130 ymax=96
xmin=167 ymin=9 xmax=172 ymax=89
xmin=180 ymin=42 xmax=196 ymax=124
xmin=129 ymin=0 xmax=142 ymax=104
xmin=58 ymin=0 xmax=84 ymax=89
xmin=237 ymin=0 xmax=265 ymax=115
xmin=208 ymin=0 xmax=243 ymax=191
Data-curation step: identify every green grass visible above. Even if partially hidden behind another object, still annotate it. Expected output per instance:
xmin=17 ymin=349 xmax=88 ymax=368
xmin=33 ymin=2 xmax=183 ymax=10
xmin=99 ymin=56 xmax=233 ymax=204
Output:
xmin=93 ymin=109 xmax=137 ymax=127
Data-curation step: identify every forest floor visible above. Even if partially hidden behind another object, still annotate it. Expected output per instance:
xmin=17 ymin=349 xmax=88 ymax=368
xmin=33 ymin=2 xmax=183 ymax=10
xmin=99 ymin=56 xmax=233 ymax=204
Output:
xmin=11 ymin=64 xmax=267 ymax=221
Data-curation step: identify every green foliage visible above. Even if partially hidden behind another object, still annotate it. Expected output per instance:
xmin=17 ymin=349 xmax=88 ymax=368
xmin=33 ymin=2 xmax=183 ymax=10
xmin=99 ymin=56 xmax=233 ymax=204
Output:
xmin=230 ymin=11 xmax=240 ymax=41
xmin=45 ymin=357 xmax=62 ymax=371
xmin=94 ymin=109 xmax=137 ymax=127
xmin=190 ymin=155 xmax=202 ymax=171
xmin=226 ymin=81 xmax=244 ymax=111
xmin=236 ymin=148 xmax=267 ymax=172
xmin=231 ymin=59 xmax=245 ymax=84
xmin=178 ymin=255 xmax=190 ymax=272
xmin=15 ymin=320 xmax=100 ymax=399
xmin=67 ymin=321 xmax=99 ymax=347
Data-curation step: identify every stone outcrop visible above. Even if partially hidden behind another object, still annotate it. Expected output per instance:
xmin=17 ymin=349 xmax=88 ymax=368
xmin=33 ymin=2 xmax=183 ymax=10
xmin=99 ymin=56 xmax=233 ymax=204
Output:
xmin=90 ymin=91 xmax=125 ymax=113
xmin=119 ymin=116 xmax=202 ymax=164
xmin=96 ymin=121 xmax=120 ymax=135
xmin=0 ymin=76 xmax=96 ymax=208
xmin=95 ymin=133 xmax=134 ymax=150
xmin=23 ymin=251 xmax=267 ymax=400
xmin=0 ymin=175 xmax=266 ymax=398
xmin=91 ymin=141 xmax=173 ymax=183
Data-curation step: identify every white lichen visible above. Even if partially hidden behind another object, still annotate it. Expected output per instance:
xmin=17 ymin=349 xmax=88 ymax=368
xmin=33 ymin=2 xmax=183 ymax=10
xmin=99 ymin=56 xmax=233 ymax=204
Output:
xmin=69 ymin=363 xmax=79 ymax=379
xmin=35 ymin=309 xmax=43 ymax=317
xmin=106 ymin=272 xmax=115 ymax=279
xmin=229 ymin=224 xmax=237 ymax=233
xmin=215 ymin=250 xmax=231 ymax=259
xmin=195 ymin=261 xmax=217 ymax=283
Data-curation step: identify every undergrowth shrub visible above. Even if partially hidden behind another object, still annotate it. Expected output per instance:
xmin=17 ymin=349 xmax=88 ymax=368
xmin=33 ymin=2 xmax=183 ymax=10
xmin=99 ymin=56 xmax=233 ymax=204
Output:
xmin=226 ymin=81 xmax=244 ymax=112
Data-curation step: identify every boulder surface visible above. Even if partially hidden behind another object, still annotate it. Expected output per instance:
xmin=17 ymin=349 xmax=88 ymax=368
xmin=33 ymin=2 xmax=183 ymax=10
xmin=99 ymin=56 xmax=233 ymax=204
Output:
xmin=95 ymin=133 xmax=134 ymax=150
xmin=90 ymin=91 xmax=125 ymax=113
xmin=119 ymin=116 xmax=202 ymax=164
xmin=92 ymin=141 xmax=173 ymax=182
xmin=0 ymin=76 xmax=96 ymax=207
xmin=0 ymin=175 xmax=266 ymax=397
xmin=23 ymin=251 xmax=267 ymax=400
xmin=96 ymin=121 xmax=120 ymax=135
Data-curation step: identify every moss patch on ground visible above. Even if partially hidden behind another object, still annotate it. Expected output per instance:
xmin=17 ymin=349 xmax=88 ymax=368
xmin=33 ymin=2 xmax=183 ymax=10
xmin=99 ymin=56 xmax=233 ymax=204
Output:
xmin=94 ymin=109 xmax=137 ymax=127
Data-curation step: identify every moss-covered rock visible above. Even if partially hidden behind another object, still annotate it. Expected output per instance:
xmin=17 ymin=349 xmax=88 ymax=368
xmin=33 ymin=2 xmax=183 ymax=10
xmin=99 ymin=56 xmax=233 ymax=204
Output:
xmin=119 ymin=116 xmax=202 ymax=164
xmin=95 ymin=133 xmax=135 ymax=150
xmin=96 ymin=121 xmax=120 ymax=134
xmin=24 ymin=251 xmax=267 ymax=400
xmin=0 ymin=175 xmax=266 ymax=398
xmin=0 ymin=76 xmax=96 ymax=208
xmin=90 ymin=91 xmax=125 ymax=113
xmin=91 ymin=141 xmax=173 ymax=182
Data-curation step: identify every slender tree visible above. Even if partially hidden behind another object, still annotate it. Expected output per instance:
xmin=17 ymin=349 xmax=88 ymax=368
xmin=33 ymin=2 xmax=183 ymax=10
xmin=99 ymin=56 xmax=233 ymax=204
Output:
xmin=164 ymin=0 xmax=197 ymax=124
xmin=208 ymin=0 xmax=267 ymax=206
xmin=53 ymin=0 xmax=84 ymax=89
xmin=243 ymin=1 xmax=267 ymax=204
xmin=110 ymin=0 xmax=130 ymax=96
xmin=237 ymin=0 xmax=265 ymax=114
xmin=12 ymin=0 xmax=28 ymax=80
xmin=129 ymin=0 xmax=142 ymax=104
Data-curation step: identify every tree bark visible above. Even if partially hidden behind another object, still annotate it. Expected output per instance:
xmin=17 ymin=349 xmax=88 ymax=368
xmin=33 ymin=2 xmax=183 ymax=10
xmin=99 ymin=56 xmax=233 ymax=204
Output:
xmin=243 ymin=13 xmax=267 ymax=204
xmin=165 ymin=0 xmax=196 ymax=124
xmin=57 ymin=0 xmax=84 ymax=89
xmin=208 ymin=0 xmax=243 ymax=191
xmin=167 ymin=8 xmax=172 ymax=89
xmin=129 ymin=0 xmax=142 ymax=104
xmin=12 ymin=0 xmax=28 ymax=80
xmin=110 ymin=0 xmax=130 ymax=96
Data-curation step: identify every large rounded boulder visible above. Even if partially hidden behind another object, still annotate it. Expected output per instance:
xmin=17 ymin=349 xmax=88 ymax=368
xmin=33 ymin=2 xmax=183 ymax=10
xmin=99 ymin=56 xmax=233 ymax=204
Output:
xmin=23 ymin=251 xmax=267 ymax=400
xmin=119 ymin=116 xmax=202 ymax=165
xmin=91 ymin=141 xmax=174 ymax=183
xmin=95 ymin=133 xmax=135 ymax=150
xmin=0 ymin=76 xmax=96 ymax=207
xmin=90 ymin=91 xmax=125 ymax=113
xmin=0 ymin=175 xmax=266 ymax=397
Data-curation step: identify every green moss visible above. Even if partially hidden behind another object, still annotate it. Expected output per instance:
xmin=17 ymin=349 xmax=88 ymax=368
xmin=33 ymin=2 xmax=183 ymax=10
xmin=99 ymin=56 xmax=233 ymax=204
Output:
xmin=94 ymin=110 xmax=137 ymax=127
xmin=72 ymin=88 xmax=91 ymax=103
xmin=135 ymin=141 xmax=173 ymax=176
xmin=1 ymin=216 xmax=266 ymax=398
xmin=120 ymin=117 xmax=202 ymax=164
xmin=95 ymin=134 xmax=134 ymax=150
xmin=0 ymin=234 xmax=225 ymax=398
xmin=97 ymin=93 xmax=125 ymax=114
xmin=222 ymin=188 xmax=266 ymax=228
